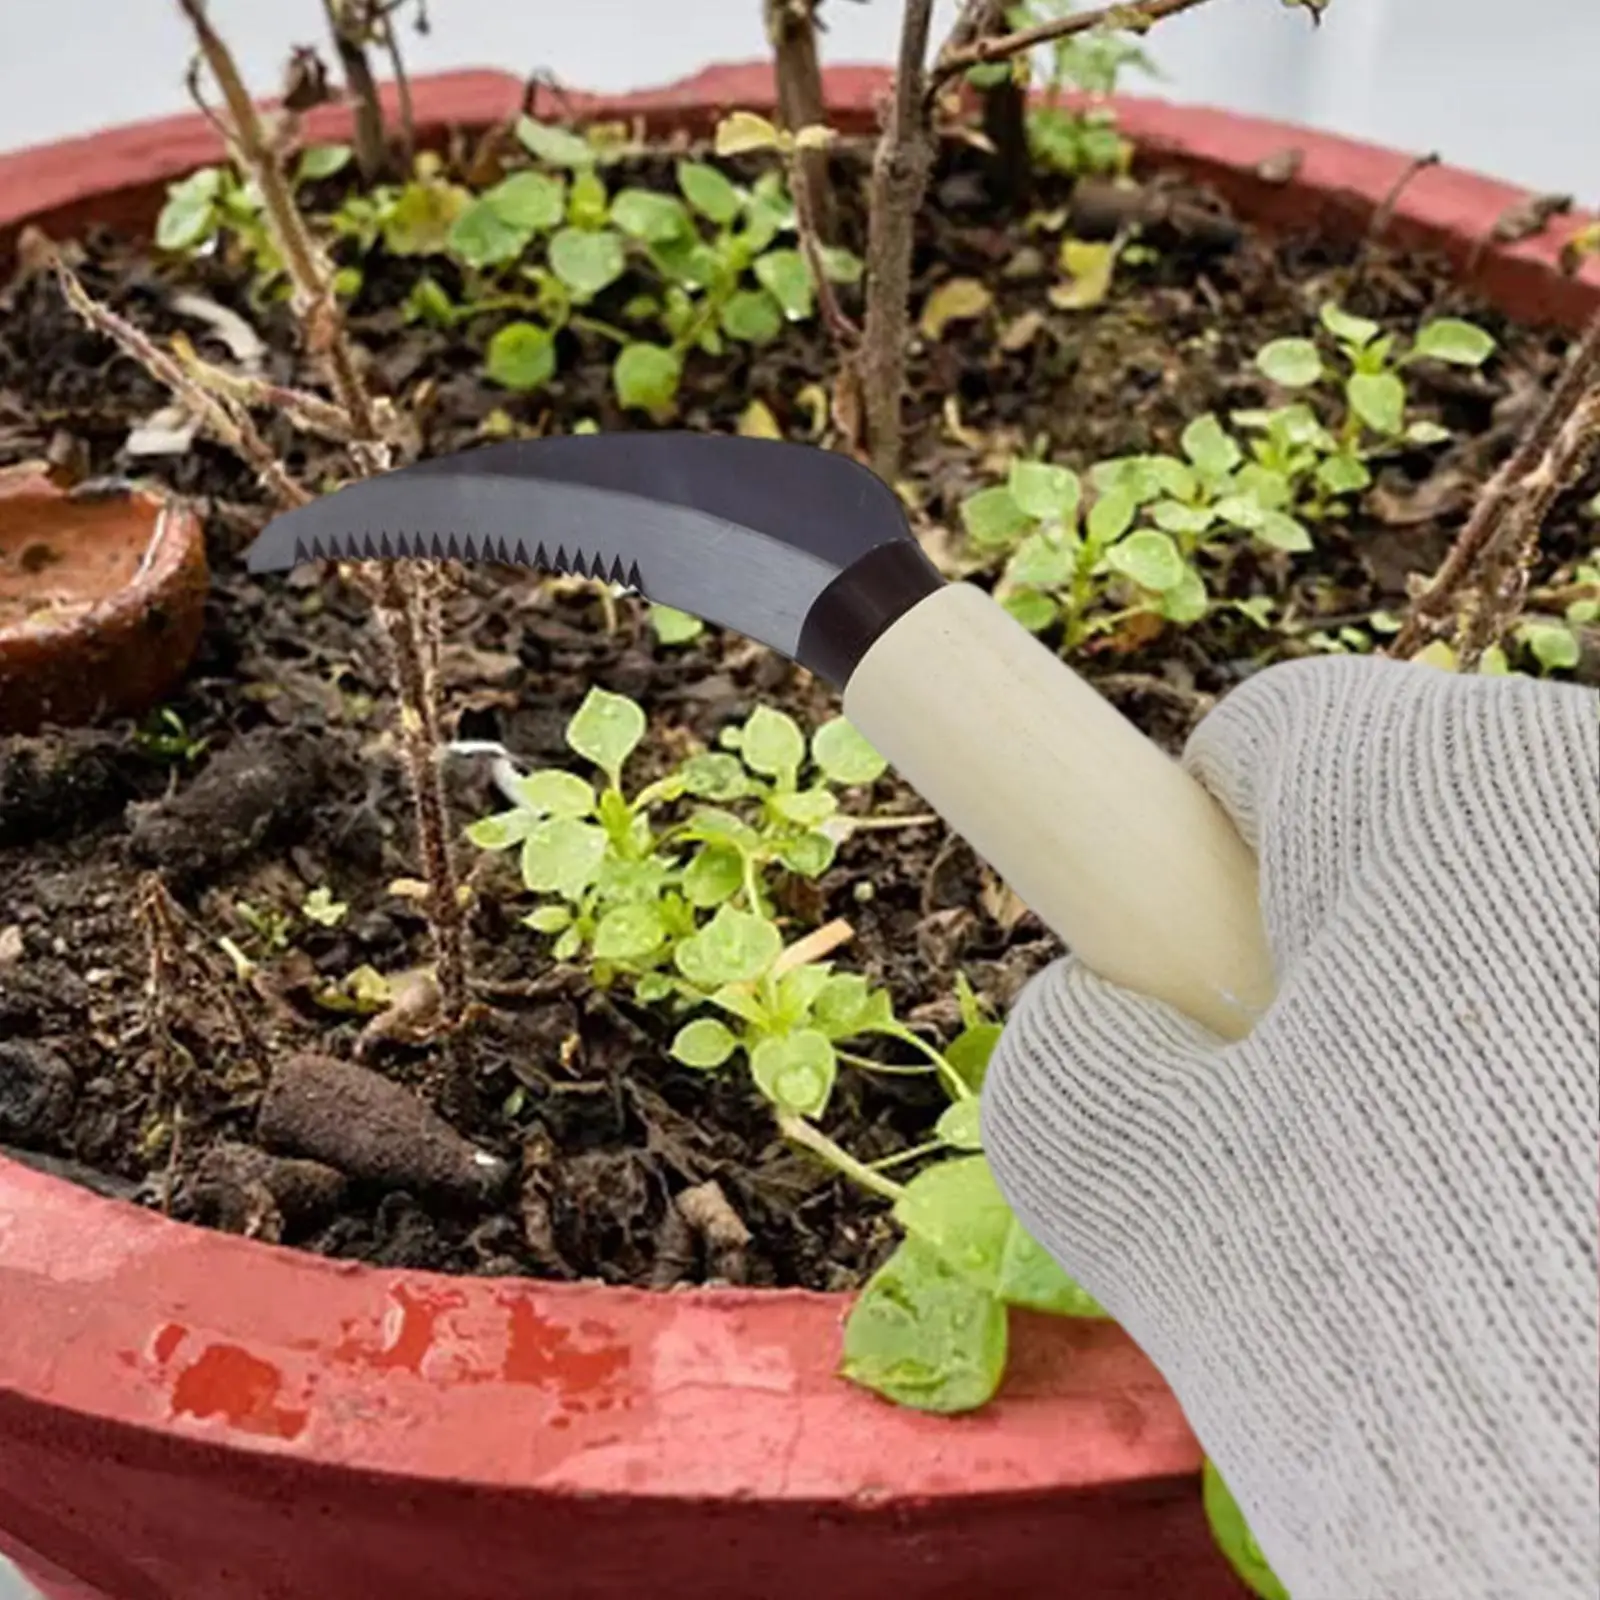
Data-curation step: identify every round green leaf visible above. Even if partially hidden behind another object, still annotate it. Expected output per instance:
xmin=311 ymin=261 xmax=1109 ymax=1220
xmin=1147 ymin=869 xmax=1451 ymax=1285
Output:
xmin=1105 ymin=529 xmax=1187 ymax=592
xmin=524 ymin=904 xmax=572 ymax=934
xmin=676 ymin=160 xmax=742 ymax=225
xmin=1346 ymin=370 xmax=1406 ymax=435
xmin=671 ymin=1017 xmax=739 ymax=1069
xmin=450 ymin=199 xmax=531 ymax=268
xmin=613 ymin=342 xmax=682 ymax=412
xmin=1006 ymin=531 xmax=1075 ymax=590
xmin=753 ymin=249 xmax=814 ymax=320
xmin=1180 ymin=412 xmax=1243 ymax=476
xmin=811 ymin=718 xmax=887 ymax=786
xmin=485 ymin=322 xmax=557 ymax=391
xmin=1255 ymin=511 xmax=1314 ymax=553
xmin=683 ymin=842 xmax=745 ymax=906
xmin=676 ymin=904 xmax=782 ymax=987
xmin=778 ymin=831 xmax=835 ymax=877
xmin=296 ymin=143 xmax=353 ymax=182
xmin=750 ymin=1029 xmax=837 ymax=1116
xmin=511 ymin=769 xmax=595 ymax=819
xmin=156 ymin=168 xmax=223 ymax=252
xmin=566 ymin=688 xmax=646 ymax=782
xmin=680 ymin=752 xmax=752 ymax=800
xmin=1411 ymin=317 xmax=1495 ymax=367
xmin=490 ymin=170 xmax=566 ymax=230
xmin=592 ymin=902 xmax=667 ymax=962
xmin=936 ymin=1098 xmax=984 ymax=1151
xmin=946 ymin=1021 xmax=1002 ymax=1092
xmin=610 ymin=187 xmax=692 ymax=244
xmin=1255 ymin=337 xmax=1324 ymax=388
xmin=894 ymin=1156 xmax=1012 ymax=1288
xmin=1203 ymin=1462 xmax=1291 ymax=1600
xmin=1318 ymin=302 xmax=1380 ymax=348
xmin=1151 ymin=500 xmax=1215 ymax=537
xmin=1006 ymin=460 xmax=1081 ymax=523
xmin=839 ymin=1237 xmax=1008 ymax=1414
xmin=519 ymin=817 xmax=607 ymax=898
xmin=1086 ymin=485 xmax=1137 ymax=547
xmin=1316 ymin=453 xmax=1372 ymax=493
xmin=812 ymin=973 xmax=871 ymax=1038
xmin=1520 ymin=622 xmax=1580 ymax=672
xmin=1003 ymin=589 xmax=1059 ymax=633
xmin=741 ymin=705 xmax=805 ymax=780
xmin=649 ymin=603 xmax=705 ymax=645
xmin=465 ymin=809 xmax=536 ymax=851
xmin=960 ymin=486 xmax=1032 ymax=548
xmin=1158 ymin=565 xmax=1211 ymax=624
xmin=516 ymin=116 xmax=595 ymax=167
xmin=998 ymin=1224 xmax=1108 ymax=1316
xmin=819 ymin=246 xmax=864 ymax=284
xmin=549 ymin=226 xmax=626 ymax=299
xmin=720 ymin=288 xmax=783 ymax=344
xmin=772 ymin=786 xmax=837 ymax=827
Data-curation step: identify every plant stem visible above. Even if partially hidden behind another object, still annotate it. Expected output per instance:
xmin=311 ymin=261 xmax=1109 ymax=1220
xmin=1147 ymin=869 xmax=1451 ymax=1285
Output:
xmin=866 ymin=1136 xmax=946 ymax=1171
xmin=365 ymin=564 xmax=472 ymax=1081
xmin=378 ymin=4 xmax=417 ymax=169
xmin=178 ymin=0 xmax=383 ymax=460
xmin=322 ymin=0 xmax=390 ymax=182
xmin=1391 ymin=308 xmax=1600 ymax=657
xmin=837 ymin=1049 xmax=936 ymax=1075
xmin=1453 ymin=389 xmax=1600 ymax=669
xmin=859 ymin=0 xmax=937 ymax=481
xmin=765 ymin=0 xmax=837 ymax=242
xmin=929 ymin=0 xmax=1223 ymax=91
xmin=53 ymin=255 xmax=308 ymax=512
xmin=776 ymin=1110 xmax=906 ymax=1201
xmin=879 ymin=1023 xmax=971 ymax=1100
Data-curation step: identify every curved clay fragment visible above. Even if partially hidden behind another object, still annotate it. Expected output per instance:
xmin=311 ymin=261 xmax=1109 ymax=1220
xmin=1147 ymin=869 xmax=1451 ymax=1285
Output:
xmin=0 ymin=465 xmax=208 ymax=735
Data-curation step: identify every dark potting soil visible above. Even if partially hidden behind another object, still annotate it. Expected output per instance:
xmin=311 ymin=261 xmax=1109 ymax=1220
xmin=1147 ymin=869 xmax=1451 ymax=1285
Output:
xmin=0 ymin=137 xmax=1594 ymax=1293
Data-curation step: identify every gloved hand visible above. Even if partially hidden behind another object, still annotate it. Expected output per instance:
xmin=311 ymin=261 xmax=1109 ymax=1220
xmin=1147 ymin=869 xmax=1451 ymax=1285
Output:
xmin=981 ymin=654 xmax=1600 ymax=1600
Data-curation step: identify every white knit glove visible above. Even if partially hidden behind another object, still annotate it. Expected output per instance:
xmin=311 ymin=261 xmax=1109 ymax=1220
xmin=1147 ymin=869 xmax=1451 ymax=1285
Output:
xmin=981 ymin=655 xmax=1600 ymax=1600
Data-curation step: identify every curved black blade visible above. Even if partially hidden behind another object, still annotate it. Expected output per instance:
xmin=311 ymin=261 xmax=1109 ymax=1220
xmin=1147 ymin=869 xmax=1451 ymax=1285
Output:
xmin=245 ymin=432 xmax=940 ymax=680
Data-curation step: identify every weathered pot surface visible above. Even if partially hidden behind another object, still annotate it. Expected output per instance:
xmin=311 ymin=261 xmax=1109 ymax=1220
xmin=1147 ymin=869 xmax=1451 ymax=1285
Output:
xmin=0 ymin=467 xmax=207 ymax=735
xmin=0 ymin=59 xmax=1595 ymax=1600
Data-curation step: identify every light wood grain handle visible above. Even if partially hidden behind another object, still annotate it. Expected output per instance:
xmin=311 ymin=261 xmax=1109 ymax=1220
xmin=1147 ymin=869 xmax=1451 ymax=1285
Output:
xmin=841 ymin=583 xmax=1275 ymax=1040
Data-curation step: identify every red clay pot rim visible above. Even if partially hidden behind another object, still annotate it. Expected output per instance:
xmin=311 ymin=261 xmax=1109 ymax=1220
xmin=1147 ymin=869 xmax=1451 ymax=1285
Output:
xmin=1 ymin=63 xmax=1594 ymax=1508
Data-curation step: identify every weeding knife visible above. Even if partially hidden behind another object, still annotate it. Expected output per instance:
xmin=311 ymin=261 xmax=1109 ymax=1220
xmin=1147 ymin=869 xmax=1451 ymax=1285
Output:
xmin=245 ymin=432 xmax=1274 ymax=1040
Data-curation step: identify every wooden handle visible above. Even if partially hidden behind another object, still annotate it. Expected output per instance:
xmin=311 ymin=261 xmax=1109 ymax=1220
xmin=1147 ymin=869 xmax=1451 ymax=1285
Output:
xmin=841 ymin=583 xmax=1274 ymax=1040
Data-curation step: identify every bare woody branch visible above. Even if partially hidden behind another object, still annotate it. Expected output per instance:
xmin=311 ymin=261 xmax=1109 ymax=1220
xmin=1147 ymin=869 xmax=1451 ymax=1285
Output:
xmin=929 ymin=0 xmax=1222 ymax=91
xmin=787 ymin=139 xmax=860 ymax=350
xmin=53 ymin=255 xmax=308 ymax=511
xmin=1451 ymin=387 xmax=1600 ymax=669
xmin=766 ymin=0 xmax=837 ymax=241
xmin=177 ymin=0 xmax=383 ymax=459
xmin=1391 ymin=309 xmax=1600 ymax=657
xmin=859 ymin=0 xmax=937 ymax=480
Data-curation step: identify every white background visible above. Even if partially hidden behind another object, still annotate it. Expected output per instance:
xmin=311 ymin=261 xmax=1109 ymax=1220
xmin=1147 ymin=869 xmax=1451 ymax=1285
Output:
xmin=0 ymin=0 xmax=1596 ymax=196
xmin=0 ymin=2 xmax=1594 ymax=1597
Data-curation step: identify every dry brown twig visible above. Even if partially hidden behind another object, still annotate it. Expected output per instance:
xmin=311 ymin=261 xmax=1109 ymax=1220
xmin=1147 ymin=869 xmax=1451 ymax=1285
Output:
xmin=766 ymin=0 xmax=837 ymax=241
xmin=1391 ymin=308 xmax=1600 ymax=659
xmin=853 ymin=0 xmax=1238 ymax=479
xmin=52 ymin=253 xmax=309 ymax=511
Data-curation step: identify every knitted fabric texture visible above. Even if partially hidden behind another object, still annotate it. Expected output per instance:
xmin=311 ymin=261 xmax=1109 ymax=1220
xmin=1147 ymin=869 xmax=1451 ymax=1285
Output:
xmin=982 ymin=655 xmax=1600 ymax=1600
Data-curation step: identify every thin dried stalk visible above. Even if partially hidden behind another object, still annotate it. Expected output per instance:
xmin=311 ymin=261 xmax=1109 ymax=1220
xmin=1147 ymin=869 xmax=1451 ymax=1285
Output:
xmin=1392 ymin=309 xmax=1600 ymax=656
xmin=363 ymin=564 xmax=469 ymax=1049
xmin=178 ymin=0 xmax=383 ymax=458
xmin=788 ymin=141 xmax=859 ymax=351
xmin=765 ymin=0 xmax=836 ymax=242
xmin=1453 ymin=389 xmax=1600 ymax=669
xmin=859 ymin=0 xmax=937 ymax=481
xmin=169 ymin=336 xmax=359 ymax=445
xmin=929 ymin=0 xmax=1221 ymax=90
xmin=54 ymin=255 xmax=308 ymax=511
xmin=322 ymin=0 xmax=390 ymax=181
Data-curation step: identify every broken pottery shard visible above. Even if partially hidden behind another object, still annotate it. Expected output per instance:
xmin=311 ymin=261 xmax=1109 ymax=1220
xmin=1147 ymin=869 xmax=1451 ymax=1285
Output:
xmin=257 ymin=1053 xmax=510 ymax=1204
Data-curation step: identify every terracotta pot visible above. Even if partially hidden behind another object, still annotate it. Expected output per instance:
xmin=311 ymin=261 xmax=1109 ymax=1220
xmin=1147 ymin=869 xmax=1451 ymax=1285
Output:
xmin=1 ymin=63 xmax=1595 ymax=1600
xmin=0 ymin=469 xmax=207 ymax=735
